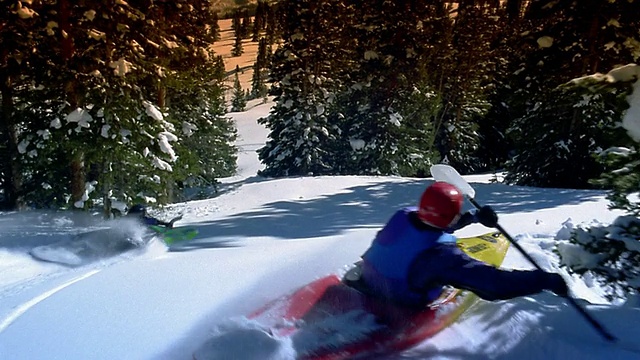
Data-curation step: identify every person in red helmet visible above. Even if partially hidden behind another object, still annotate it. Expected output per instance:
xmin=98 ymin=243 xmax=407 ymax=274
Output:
xmin=359 ymin=181 xmax=568 ymax=308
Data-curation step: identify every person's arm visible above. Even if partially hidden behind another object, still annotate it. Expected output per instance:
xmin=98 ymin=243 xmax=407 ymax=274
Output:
xmin=409 ymin=245 xmax=567 ymax=301
xmin=445 ymin=211 xmax=477 ymax=233
xmin=143 ymin=216 xmax=172 ymax=227
xmin=446 ymin=206 xmax=499 ymax=233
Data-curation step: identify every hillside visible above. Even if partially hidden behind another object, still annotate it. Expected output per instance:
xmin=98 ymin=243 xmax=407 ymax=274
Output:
xmin=212 ymin=18 xmax=261 ymax=104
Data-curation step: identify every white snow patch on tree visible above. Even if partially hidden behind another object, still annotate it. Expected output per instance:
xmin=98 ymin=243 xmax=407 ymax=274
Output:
xmin=364 ymin=50 xmax=378 ymax=60
xmin=46 ymin=21 xmax=58 ymax=36
xmin=607 ymin=64 xmax=640 ymax=82
xmin=84 ymin=10 xmax=96 ymax=21
xmin=109 ymin=58 xmax=133 ymax=76
xmin=152 ymin=156 xmax=173 ymax=171
xmin=182 ymin=121 xmax=198 ymax=136
xmin=101 ymin=125 xmax=111 ymax=138
xmin=283 ymin=99 xmax=294 ymax=109
xmin=158 ymin=132 xmax=178 ymax=161
xmin=389 ymin=112 xmax=402 ymax=126
xmin=15 ymin=3 xmax=36 ymax=19
xmin=623 ymin=77 xmax=640 ymax=142
xmin=37 ymin=129 xmax=50 ymax=140
xmin=349 ymin=139 xmax=365 ymax=151
xmin=164 ymin=39 xmax=179 ymax=49
xmin=17 ymin=139 xmax=29 ymax=154
xmin=120 ymin=129 xmax=132 ymax=144
xmin=66 ymin=108 xmax=93 ymax=128
xmin=73 ymin=181 xmax=98 ymax=208
xmin=537 ymin=36 xmax=554 ymax=48
xmin=88 ymin=29 xmax=105 ymax=41
xmin=143 ymin=101 xmax=164 ymax=121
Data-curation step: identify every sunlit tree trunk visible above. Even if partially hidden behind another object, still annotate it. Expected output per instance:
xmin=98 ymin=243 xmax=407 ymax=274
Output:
xmin=59 ymin=0 xmax=85 ymax=206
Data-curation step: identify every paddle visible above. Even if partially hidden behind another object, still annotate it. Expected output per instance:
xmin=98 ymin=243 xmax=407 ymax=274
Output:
xmin=429 ymin=164 xmax=617 ymax=342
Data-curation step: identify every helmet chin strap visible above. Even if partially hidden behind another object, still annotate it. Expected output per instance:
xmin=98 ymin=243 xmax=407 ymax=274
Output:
xmin=447 ymin=213 xmax=461 ymax=228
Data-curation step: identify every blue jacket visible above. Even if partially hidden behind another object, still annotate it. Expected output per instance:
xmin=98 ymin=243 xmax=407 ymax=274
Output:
xmin=361 ymin=208 xmax=559 ymax=307
xmin=141 ymin=216 xmax=168 ymax=227
xmin=362 ymin=208 xmax=455 ymax=305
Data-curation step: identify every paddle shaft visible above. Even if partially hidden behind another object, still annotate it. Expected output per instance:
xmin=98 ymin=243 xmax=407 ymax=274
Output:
xmin=466 ymin=196 xmax=617 ymax=342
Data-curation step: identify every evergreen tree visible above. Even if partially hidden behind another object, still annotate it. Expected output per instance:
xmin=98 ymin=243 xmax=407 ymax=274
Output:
xmin=258 ymin=0 xmax=345 ymax=176
xmin=250 ymin=61 xmax=268 ymax=100
xmin=231 ymin=9 xmax=241 ymax=33
xmin=264 ymin=2 xmax=281 ymax=45
xmin=231 ymin=67 xmax=247 ymax=112
xmin=503 ymin=0 xmax=640 ymax=187
xmin=231 ymin=31 xmax=244 ymax=56
xmin=557 ymin=66 xmax=640 ymax=303
xmin=170 ymin=55 xmax=237 ymax=193
xmin=504 ymin=76 xmax=631 ymax=188
xmin=210 ymin=11 xmax=221 ymax=42
xmin=435 ymin=3 xmax=503 ymax=174
xmin=252 ymin=0 xmax=268 ymax=41
xmin=558 ymin=216 xmax=640 ymax=301
xmin=333 ymin=0 xmax=443 ymax=176
xmin=591 ymin=66 xmax=640 ymax=215
xmin=476 ymin=7 xmax=524 ymax=171
xmin=0 ymin=0 xmax=43 ymax=209
xmin=241 ymin=10 xmax=253 ymax=39
xmin=3 ymin=0 xmax=236 ymax=212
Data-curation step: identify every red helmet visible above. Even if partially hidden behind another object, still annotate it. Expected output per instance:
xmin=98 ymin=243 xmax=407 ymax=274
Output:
xmin=417 ymin=182 xmax=464 ymax=228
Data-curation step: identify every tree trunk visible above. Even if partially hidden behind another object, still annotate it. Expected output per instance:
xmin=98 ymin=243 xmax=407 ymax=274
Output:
xmin=70 ymin=151 xmax=85 ymax=207
xmin=59 ymin=0 xmax=86 ymax=207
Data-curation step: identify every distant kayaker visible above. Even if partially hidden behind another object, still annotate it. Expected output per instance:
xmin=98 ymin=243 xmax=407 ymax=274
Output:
xmin=126 ymin=204 xmax=175 ymax=228
xmin=359 ymin=181 xmax=569 ymax=308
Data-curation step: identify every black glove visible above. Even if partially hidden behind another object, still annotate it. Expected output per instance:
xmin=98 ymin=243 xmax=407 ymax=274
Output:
xmin=476 ymin=205 xmax=498 ymax=228
xmin=544 ymin=272 xmax=569 ymax=297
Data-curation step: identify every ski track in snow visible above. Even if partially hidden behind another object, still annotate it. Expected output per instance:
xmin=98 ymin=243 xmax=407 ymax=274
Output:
xmin=0 ymin=269 xmax=101 ymax=333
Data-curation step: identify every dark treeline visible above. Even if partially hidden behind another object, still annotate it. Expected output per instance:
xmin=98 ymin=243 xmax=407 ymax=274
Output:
xmin=256 ymin=0 xmax=639 ymax=216
xmin=2 ymin=0 xmax=639 ymax=219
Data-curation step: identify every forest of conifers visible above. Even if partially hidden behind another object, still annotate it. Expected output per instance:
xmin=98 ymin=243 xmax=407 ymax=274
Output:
xmin=1 ymin=0 xmax=639 ymax=218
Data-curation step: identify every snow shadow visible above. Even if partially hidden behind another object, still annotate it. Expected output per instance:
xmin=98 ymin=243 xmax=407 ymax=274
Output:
xmin=189 ymin=178 xmax=605 ymax=241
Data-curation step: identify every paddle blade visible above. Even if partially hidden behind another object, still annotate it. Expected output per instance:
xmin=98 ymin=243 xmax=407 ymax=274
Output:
xmin=430 ymin=164 xmax=476 ymax=198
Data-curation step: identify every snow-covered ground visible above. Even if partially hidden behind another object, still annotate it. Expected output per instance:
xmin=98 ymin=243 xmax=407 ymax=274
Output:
xmin=1 ymin=100 xmax=640 ymax=360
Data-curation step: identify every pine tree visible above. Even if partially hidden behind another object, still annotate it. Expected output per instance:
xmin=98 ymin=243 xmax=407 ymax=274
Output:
xmin=434 ymin=2 xmax=503 ymax=174
xmin=258 ymin=0 xmax=345 ymax=176
xmin=264 ymin=2 xmax=281 ymax=45
xmin=558 ymin=216 xmax=640 ymax=301
xmin=0 ymin=1 xmax=42 ymax=209
xmin=231 ymin=31 xmax=244 ymax=57
xmin=504 ymin=0 xmax=640 ymax=188
xmin=170 ymin=55 xmax=237 ymax=193
xmin=504 ymin=77 xmax=631 ymax=188
xmin=250 ymin=61 xmax=268 ymax=100
xmin=210 ymin=11 xmax=221 ymax=42
xmin=241 ymin=10 xmax=253 ymax=39
xmin=591 ymin=65 xmax=640 ymax=215
xmin=252 ymin=0 xmax=268 ymax=41
xmin=333 ymin=0 xmax=443 ymax=176
xmin=557 ymin=65 xmax=640 ymax=303
xmin=231 ymin=68 xmax=247 ymax=112
xmin=3 ymin=0 xmax=236 ymax=212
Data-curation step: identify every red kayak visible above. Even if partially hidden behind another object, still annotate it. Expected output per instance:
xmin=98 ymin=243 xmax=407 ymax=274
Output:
xmin=195 ymin=232 xmax=509 ymax=360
